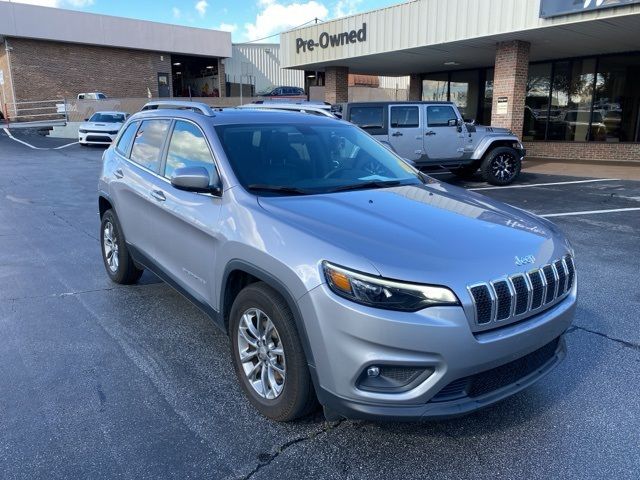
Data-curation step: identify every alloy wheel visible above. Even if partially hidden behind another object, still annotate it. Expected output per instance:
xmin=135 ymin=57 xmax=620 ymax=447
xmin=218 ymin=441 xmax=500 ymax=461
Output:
xmin=491 ymin=153 xmax=517 ymax=182
xmin=237 ymin=308 xmax=286 ymax=400
xmin=103 ymin=221 xmax=119 ymax=273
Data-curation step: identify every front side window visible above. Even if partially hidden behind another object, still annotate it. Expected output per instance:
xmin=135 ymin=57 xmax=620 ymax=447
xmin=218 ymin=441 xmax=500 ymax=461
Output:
xmin=426 ymin=106 xmax=457 ymax=127
xmin=350 ymin=106 xmax=384 ymax=130
xmin=215 ymin=122 xmax=421 ymax=195
xmin=164 ymin=121 xmax=216 ymax=179
xmin=129 ymin=119 xmax=171 ymax=173
xmin=115 ymin=121 xmax=139 ymax=156
xmin=390 ymin=106 xmax=419 ymax=128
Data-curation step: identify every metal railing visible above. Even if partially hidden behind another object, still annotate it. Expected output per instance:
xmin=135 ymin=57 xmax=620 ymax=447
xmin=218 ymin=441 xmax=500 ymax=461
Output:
xmin=2 ymin=99 xmax=68 ymax=128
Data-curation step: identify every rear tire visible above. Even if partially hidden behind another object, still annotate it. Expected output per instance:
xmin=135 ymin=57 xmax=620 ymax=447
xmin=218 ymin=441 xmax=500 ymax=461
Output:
xmin=229 ymin=282 xmax=317 ymax=421
xmin=480 ymin=147 xmax=521 ymax=186
xmin=100 ymin=209 xmax=143 ymax=284
xmin=449 ymin=162 xmax=480 ymax=179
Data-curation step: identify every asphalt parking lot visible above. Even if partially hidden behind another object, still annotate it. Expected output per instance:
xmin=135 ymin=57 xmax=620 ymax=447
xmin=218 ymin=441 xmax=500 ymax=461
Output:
xmin=1 ymin=129 xmax=639 ymax=480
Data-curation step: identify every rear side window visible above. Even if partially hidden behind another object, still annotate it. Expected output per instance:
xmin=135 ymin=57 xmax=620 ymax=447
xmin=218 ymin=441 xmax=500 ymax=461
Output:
xmin=115 ymin=121 xmax=139 ymax=156
xmin=350 ymin=106 xmax=384 ymax=130
xmin=164 ymin=121 xmax=216 ymax=179
xmin=129 ymin=119 xmax=171 ymax=173
xmin=427 ymin=105 xmax=457 ymax=127
xmin=390 ymin=106 xmax=419 ymax=128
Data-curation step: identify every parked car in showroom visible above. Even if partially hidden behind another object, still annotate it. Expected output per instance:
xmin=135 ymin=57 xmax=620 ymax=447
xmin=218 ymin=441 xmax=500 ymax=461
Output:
xmin=345 ymin=101 xmax=526 ymax=185
xmin=256 ymin=86 xmax=306 ymax=99
xmin=98 ymin=104 xmax=576 ymax=422
xmin=79 ymin=111 xmax=127 ymax=146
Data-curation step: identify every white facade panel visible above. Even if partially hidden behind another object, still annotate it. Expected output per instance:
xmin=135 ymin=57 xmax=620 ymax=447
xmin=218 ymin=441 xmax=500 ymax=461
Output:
xmin=281 ymin=0 xmax=640 ymax=69
xmin=0 ymin=2 xmax=232 ymax=58
xmin=226 ymin=44 xmax=304 ymax=92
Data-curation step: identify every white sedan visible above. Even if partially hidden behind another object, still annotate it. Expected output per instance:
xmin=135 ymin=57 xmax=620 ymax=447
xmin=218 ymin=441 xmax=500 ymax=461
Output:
xmin=79 ymin=111 xmax=127 ymax=146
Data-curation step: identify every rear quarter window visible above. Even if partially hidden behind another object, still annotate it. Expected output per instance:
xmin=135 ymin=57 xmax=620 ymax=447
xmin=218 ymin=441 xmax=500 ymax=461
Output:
xmin=349 ymin=106 xmax=386 ymax=135
xmin=115 ymin=121 xmax=139 ymax=156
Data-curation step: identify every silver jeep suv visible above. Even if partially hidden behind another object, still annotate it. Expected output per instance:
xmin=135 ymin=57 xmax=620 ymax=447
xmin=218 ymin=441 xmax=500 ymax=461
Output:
xmin=98 ymin=105 xmax=577 ymax=422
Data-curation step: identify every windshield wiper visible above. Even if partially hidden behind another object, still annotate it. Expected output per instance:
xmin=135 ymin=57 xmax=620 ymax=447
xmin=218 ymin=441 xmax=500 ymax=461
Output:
xmin=247 ymin=184 xmax=312 ymax=195
xmin=328 ymin=180 xmax=403 ymax=193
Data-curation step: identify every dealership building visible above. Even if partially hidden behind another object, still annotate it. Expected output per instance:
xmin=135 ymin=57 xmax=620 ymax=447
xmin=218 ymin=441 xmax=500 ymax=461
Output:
xmin=0 ymin=1 xmax=231 ymax=108
xmin=282 ymin=0 xmax=640 ymax=162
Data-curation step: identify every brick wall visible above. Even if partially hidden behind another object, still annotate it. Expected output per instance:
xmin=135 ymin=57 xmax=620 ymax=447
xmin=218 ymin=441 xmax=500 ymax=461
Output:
xmin=491 ymin=40 xmax=530 ymax=137
xmin=524 ymin=141 xmax=640 ymax=162
xmin=325 ymin=66 xmax=349 ymax=104
xmin=408 ymin=74 xmax=421 ymax=101
xmin=7 ymin=37 xmax=172 ymax=102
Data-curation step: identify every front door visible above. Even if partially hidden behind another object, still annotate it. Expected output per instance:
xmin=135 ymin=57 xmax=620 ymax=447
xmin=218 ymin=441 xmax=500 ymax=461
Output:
xmin=151 ymin=120 xmax=222 ymax=304
xmin=388 ymin=105 xmax=423 ymax=161
xmin=423 ymin=104 xmax=465 ymax=161
xmin=157 ymin=73 xmax=170 ymax=98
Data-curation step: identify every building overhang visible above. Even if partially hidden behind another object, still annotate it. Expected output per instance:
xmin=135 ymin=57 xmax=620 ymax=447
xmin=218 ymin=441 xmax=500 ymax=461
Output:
xmin=0 ymin=2 xmax=232 ymax=58
xmin=281 ymin=0 xmax=640 ymax=74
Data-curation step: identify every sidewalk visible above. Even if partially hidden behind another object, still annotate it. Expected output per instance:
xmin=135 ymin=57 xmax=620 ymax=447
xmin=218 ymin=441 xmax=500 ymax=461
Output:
xmin=524 ymin=158 xmax=640 ymax=180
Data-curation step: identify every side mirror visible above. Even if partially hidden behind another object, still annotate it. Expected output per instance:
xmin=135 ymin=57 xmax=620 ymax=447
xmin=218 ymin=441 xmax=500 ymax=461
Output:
xmin=447 ymin=119 xmax=458 ymax=127
xmin=171 ymin=166 xmax=221 ymax=195
xmin=84 ymin=118 xmax=89 ymax=121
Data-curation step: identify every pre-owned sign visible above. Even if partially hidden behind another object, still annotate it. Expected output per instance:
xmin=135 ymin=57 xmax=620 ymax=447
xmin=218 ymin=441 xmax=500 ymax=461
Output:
xmin=296 ymin=23 xmax=367 ymax=54
xmin=540 ymin=0 xmax=640 ymax=18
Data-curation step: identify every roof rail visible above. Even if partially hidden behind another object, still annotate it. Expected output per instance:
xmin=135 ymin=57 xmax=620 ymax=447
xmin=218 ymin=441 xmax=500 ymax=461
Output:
xmin=141 ymin=100 xmax=216 ymax=116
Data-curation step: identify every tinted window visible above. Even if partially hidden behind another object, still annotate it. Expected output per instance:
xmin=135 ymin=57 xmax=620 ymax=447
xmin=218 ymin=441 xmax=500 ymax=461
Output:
xmin=115 ymin=121 xmax=139 ymax=156
xmin=390 ymin=106 xmax=419 ymax=128
xmin=164 ymin=121 xmax=216 ymax=179
xmin=129 ymin=119 xmax=171 ymax=173
xmin=350 ymin=106 xmax=384 ymax=129
xmin=427 ymin=106 xmax=457 ymax=127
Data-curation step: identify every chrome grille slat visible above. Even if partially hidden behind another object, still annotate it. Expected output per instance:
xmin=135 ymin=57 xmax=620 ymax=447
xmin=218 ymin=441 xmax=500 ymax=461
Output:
xmin=468 ymin=255 xmax=574 ymax=329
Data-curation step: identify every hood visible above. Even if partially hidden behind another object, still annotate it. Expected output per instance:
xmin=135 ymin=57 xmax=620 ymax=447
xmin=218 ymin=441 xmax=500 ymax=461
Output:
xmin=80 ymin=122 xmax=122 ymax=131
xmin=471 ymin=124 xmax=513 ymax=135
xmin=257 ymin=182 xmax=569 ymax=291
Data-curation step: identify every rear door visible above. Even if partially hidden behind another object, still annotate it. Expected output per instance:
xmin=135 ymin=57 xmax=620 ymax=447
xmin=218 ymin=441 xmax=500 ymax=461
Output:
xmin=151 ymin=120 xmax=223 ymax=304
xmin=388 ymin=104 xmax=423 ymax=161
xmin=423 ymin=104 xmax=464 ymax=160
xmin=109 ymin=119 xmax=170 ymax=259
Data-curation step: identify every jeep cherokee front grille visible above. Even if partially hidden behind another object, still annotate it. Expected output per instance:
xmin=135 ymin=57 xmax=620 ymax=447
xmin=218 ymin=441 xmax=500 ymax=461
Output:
xmin=468 ymin=255 xmax=574 ymax=328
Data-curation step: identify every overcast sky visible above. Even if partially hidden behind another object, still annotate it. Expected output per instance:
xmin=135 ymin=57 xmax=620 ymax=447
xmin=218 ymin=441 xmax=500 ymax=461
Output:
xmin=0 ymin=0 xmax=401 ymax=43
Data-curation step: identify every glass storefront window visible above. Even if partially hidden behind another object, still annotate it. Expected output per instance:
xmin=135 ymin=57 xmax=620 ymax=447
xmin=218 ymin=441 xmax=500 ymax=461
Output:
xmin=594 ymin=54 xmax=640 ymax=142
xmin=422 ymin=73 xmax=448 ymax=102
xmin=523 ymin=63 xmax=552 ymax=140
xmin=450 ymin=70 xmax=480 ymax=122
xmin=481 ymin=68 xmax=494 ymax=126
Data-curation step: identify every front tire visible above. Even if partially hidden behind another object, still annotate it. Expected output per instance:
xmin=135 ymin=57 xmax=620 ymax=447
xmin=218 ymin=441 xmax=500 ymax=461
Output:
xmin=480 ymin=147 xmax=521 ymax=186
xmin=229 ymin=282 xmax=316 ymax=421
xmin=100 ymin=209 xmax=143 ymax=284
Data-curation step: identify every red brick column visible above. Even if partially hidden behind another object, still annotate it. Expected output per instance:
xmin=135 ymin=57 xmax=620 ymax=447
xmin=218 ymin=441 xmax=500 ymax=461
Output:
xmin=408 ymin=74 xmax=422 ymax=101
xmin=491 ymin=40 xmax=530 ymax=137
xmin=325 ymin=66 xmax=348 ymax=104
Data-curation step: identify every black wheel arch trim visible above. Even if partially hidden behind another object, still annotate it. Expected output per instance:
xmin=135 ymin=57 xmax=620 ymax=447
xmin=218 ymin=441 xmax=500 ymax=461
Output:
xmin=221 ymin=259 xmax=317 ymax=369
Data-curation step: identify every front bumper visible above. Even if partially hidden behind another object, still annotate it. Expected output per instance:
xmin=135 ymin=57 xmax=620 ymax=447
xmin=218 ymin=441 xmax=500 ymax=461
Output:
xmin=79 ymin=131 xmax=117 ymax=145
xmin=298 ymin=282 xmax=576 ymax=421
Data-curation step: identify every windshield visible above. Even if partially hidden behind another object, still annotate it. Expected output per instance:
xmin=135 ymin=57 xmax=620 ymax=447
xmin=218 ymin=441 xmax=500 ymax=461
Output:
xmin=89 ymin=113 xmax=125 ymax=123
xmin=215 ymin=123 xmax=422 ymax=195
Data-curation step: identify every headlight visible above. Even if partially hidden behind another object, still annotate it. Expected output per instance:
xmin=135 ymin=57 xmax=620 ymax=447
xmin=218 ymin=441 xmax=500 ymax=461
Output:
xmin=322 ymin=262 xmax=459 ymax=311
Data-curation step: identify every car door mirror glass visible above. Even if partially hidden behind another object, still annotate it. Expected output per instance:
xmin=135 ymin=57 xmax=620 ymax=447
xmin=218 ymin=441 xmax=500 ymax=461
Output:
xmin=447 ymin=119 xmax=458 ymax=127
xmin=171 ymin=166 xmax=220 ymax=194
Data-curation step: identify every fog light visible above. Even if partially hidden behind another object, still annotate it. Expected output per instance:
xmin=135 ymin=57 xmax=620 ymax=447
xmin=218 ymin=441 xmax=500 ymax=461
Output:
xmin=367 ymin=366 xmax=380 ymax=377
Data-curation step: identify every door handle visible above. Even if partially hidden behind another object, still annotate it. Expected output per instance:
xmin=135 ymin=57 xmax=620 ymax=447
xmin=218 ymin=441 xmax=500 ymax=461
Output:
xmin=425 ymin=131 xmax=436 ymax=136
xmin=150 ymin=190 xmax=166 ymax=202
xmin=114 ymin=169 xmax=124 ymax=179
xmin=391 ymin=131 xmax=403 ymax=137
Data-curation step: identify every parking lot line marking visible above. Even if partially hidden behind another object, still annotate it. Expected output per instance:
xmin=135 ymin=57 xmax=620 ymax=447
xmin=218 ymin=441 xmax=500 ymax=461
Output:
xmin=53 ymin=141 xmax=79 ymax=149
xmin=540 ymin=207 xmax=640 ymax=218
xmin=469 ymin=178 xmax=618 ymax=191
xmin=2 ymin=127 xmax=44 ymax=150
